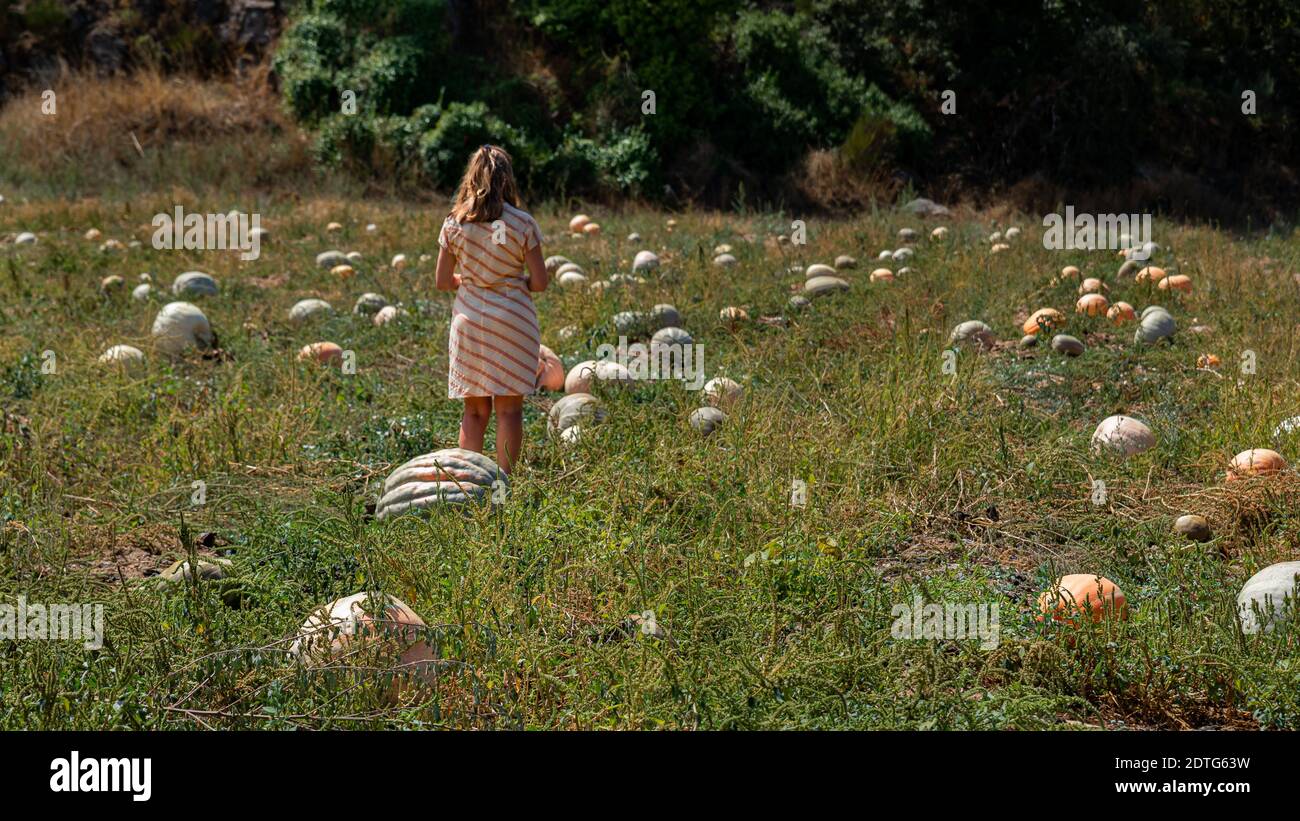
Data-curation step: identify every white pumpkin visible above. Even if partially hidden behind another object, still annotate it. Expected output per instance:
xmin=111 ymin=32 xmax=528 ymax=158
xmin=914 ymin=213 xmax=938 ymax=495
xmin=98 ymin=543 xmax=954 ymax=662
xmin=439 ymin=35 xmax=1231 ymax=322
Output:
xmin=558 ymin=271 xmax=589 ymax=287
xmin=353 ymin=293 xmax=388 ymax=315
xmin=289 ymin=592 xmax=436 ymax=702
xmin=805 ymin=263 xmax=837 ymax=279
xmin=549 ymin=393 xmax=606 ymax=434
xmin=98 ymin=344 xmax=145 ymax=371
xmin=713 ymin=253 xmax=737 ymax=267
xmin=151 ymin=302 xmax=214 ymax=355
xmin=1237 ymin=562 xmax=1300 ymax=634
xmin=14 ymin=232 xmax=36 ymax=245
xmin=289 ymin=298 xmax=333 ymax=323
xmin=1091 ymin=415 xmax=1155 ymax=457
xmin=1134 ymin=306 xmax=1176 ymax=344
xmin=652 ymin=326 xmax=693 ymax=347
xmin=132 ymin=283 xmax=153 ymax=301
xmin=632 ymin=250 xmax=660 ymax=273
xmin=690 ymin=406 xmax=726 ymax=435
xmin=545 ymin=255 xmax=571 ymax=274
xmin=950 ymin=320 xmax=995 ymax=348
xmin=391 ymin=253 xmax=408 ymax=271
xmin=372 ymin=305 xmax=405 ymax=326
xmin=703 ymin=377 xmax=743 ymax=407
xmin=376 ymin=448 xmax=505 ymax=516
xmin=804 ymin=276 xmax=849 ymax=297
xmin=564 ymin=360 xmax=634 ymax=394
xmin=171 ymin=271 xmax=219 ymax=297
xmin=315 ymin=250 xmax=347 ymax=268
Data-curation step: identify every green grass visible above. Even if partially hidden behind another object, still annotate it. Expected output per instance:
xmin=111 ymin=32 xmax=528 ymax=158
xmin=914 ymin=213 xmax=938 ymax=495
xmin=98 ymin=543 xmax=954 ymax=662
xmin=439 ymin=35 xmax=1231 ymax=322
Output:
xmin=2 ymin=197 xmax=1299 ymax=729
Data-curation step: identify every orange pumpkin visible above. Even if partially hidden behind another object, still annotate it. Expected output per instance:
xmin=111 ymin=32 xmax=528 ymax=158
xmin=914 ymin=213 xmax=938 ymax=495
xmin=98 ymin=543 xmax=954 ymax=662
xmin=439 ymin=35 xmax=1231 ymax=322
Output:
xmin=1060 ymin=265 xmax=1080 ymax=279
xmin=537 ymin=344 xmax=565 ymax=391
xmin=1136 ymin=266 xmax=1166 ymax=283
xmin=298 ymin=342 xmax=344 ymax=366
xmin=1226 ymin=448 xmax=1287 ymax=482
xmin=582 ymin=222 xmax=602 ymax=236
xmin=1197 ymin=353 xmax=1221 ymax=369
xmin=870 ymin=267 xmax=895 ymax=283
xmin=1075 ymin=293 xmax=1109 ymax=316
xmin=1022 ymin=308 xmax=1065 ymax=335
xmin=1158 ymin=274 xmax=1192 ymax=293
xmin=1078 ymin=277 xmax=1105 ymax=294
xmin=1038 ymin=574 xmax=1129 ymax=624
xmin=569 ymin=214 xmax=591 ymax=232
xmin=1106 ymin=301 xmax=1136 ymax=324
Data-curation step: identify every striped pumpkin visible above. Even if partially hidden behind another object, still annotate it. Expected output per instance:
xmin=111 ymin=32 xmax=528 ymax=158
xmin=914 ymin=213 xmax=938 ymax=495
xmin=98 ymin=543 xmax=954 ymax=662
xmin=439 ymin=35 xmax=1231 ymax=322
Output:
xmin=376 ymin=448 xmax=505 ymax=518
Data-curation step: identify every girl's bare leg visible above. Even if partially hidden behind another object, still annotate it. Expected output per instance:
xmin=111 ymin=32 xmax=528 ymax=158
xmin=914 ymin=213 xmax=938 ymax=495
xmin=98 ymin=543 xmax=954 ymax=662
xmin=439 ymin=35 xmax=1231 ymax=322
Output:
xmin=493 ymin=395 xmax=524 ymax=473
xmin=460 ymin=396 xmax=492 ymax=453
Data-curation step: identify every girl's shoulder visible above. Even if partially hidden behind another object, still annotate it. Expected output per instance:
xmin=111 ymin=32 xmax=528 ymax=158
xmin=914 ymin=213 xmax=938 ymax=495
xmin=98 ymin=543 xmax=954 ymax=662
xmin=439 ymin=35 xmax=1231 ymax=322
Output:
xmin=501 ymin=202 xmax=539 ymax=227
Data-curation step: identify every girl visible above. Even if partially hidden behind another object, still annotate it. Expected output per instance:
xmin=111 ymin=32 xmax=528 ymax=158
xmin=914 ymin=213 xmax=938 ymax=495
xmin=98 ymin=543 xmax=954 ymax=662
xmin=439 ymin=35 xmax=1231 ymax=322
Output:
xmin=435 ymin=145 xmax=548 ymax=473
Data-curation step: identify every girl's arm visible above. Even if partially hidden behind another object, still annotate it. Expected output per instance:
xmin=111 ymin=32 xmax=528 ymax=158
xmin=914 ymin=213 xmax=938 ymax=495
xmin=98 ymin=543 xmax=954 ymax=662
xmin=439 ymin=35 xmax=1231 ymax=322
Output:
xmin=435 ymin=246 xmax=461 ymax=291
xmin=525 ymin=244 xmax=548 ymax=293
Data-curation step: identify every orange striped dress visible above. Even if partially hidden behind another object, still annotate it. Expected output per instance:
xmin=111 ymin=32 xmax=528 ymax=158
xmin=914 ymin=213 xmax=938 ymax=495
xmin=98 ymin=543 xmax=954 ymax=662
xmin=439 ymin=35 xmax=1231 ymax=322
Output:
xmin=438 ymin=203 xmax=543 ymax=398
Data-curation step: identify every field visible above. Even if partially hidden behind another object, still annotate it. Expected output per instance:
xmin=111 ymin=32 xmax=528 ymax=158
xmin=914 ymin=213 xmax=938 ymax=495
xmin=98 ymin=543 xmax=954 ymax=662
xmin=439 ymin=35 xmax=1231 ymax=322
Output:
xmin=3 ymin=181 xmax=1300 ymax=731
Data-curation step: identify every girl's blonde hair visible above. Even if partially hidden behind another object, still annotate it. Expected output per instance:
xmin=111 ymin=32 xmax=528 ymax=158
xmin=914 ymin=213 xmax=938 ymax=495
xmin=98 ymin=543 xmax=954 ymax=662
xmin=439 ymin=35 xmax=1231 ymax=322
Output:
xmin=450 ymin=144 xmax=521 ymax=223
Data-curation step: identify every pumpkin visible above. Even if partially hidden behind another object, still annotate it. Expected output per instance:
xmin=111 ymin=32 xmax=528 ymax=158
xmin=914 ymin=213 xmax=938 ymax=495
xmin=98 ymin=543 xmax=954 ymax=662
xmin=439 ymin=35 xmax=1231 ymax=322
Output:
xmin=326 ymin=221 xmax=343 ymax=233
xmin=171 ymin=271 xmax=219 ymax=297
xmin=151 ymin=302 xmax=214 ymax=355
xmin=805 ymin=276 xmax=850 ymax=297
xmin=1158 ymin=274 xmax=1192 ymax=293
xmin=651 ymin=304 xmax=681 ymax=328
xmin=331 ymin=264 xmax=356 ymax=279
xmin=898 ymin=228 xmax=918 ymax=243
xmin=834 ymin=255 xmax=857 ymax=269
xmin=805 ymin=263 xmax=837 ymax=279
xmin=558 ymin=271 xmax=589 ymax=287
xmin=1050 ymin=334 xmax=1085 ymax=356
xmin=289 ymin=298 xmax=332 ymax=323
xmin=569 ymin=214 xmax=591 ymax=232
xmin=1196 ymin=353 xmax=1221 ymax=369
xmin=690 ymin=407 xmax=726 ymax=435
xmin=289 ymin=592 xmax=436 ymax=703
xmin=298 ymin=342 xmax=344 ymax=366
xmin=555 ymin=262 xmax=584 ymax=277
xmin=132 ymin=283 xmax=153 ymax=301
xmin=930 ymin=226 xmax=949 ymax=240
xmin=1106 ymin=301 xmax=1136 ymax=324
xmin=713 ymin=253 xmax=737 ymax=267
xmin=652 ymin=326 xmax=693 ymax=347
xmin=1078 ymin=278 xmax=1103 ymax=295
xmin=84 ymin=228 xmax=102 ymax=241
xmin=891 ymin=247 xmax=913 ymax=262
xmin=1134 ymin=307 xmax=1176 ymax=343
xmin=15 ymin=232 xmax=36 ymax=245
xmin=703 ymin=376 xmax=743 ymax=407
xmin=373 ymin=305 xmax=404 ymax=326
xmin=545 ymin=255 xmax=571 ymax=274
xmin=877 ymin=250 xmax=893 ymax=260
xmin=1173 ymin=515 xmax=1212 ymax=542
xmin=788 ymin=295 xmax=811 ymax=311
xmin=949 ymin=320 xmax=995 ymax=348
xmin=988 ymin=231 xmax=1002 ymax=243
xmin=1075 ymin=293 xmax=1109 ymax=316
xmin=1004 ymin=227 xmax=1022 ymax=240
xmin=627 ymin=232 xmax=641 ymax=242
xmin=1022 ymin=308 xmax=1065 ymax=335
xmin=714 ymin=244 xmax=734 ymax=255
xmin=582 ymin=222 xmax=602 ymax=236
xmin=666 ymin=218 xmax=677 ymax=230
xmin=1135 ymin=266 xmax=1166 ymax=283
xmin=1116 ymin=260 xmax=1139 ymax=279
xmin=564 ymin=360 xmax=633 ymax=393
xmin=98 ymin=344 xmax=145 ymax=371
xmin=316 ymin=250 xmax=346 ymax=268
xmin=376 ymin=448 xmax=505 ymax=515
xmin=100 ymin=239 xmax=125 ymax=253
xmin=632 ymin=250 xmax=660 ymax=273
xmin=1060 ymin=265 xmax=1080 ymax=279
xmin=353 ymin=293 xmax=388 ymax=315
xmin=391 ymin=253 xmax=408 ymax=271
xmin=1091 ymin=415 xmax=1155 ymax=456
xmin=346 ymin=251 xmax=361 ymax=262
xmin=871 ymin=267 xmax=896 ymax=283
xmin=549 ymin=393 xmax=606 ymax=434
xmin=100 ymin=275 xmax=125 ymax=292
xmin=719 ymin=306 xmax=749 ymax=324
xmin=990 ymin=243 xmax=1010 ymax=254
xmin=1226 ymin=448 xmax=1287 ymax=482
xmin=1038 ymin=575 xmax=1128 ymax=624
xmin=537 ymin=344 xmax=565 ymax=391
xmin=1237 ymin=562 xmax=1300 ymax=634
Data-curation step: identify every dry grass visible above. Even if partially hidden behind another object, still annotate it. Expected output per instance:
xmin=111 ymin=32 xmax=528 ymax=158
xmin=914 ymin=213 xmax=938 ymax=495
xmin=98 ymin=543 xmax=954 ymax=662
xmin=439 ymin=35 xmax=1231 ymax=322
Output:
xmin=0 ymin=68 xmax=318 ymax=196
